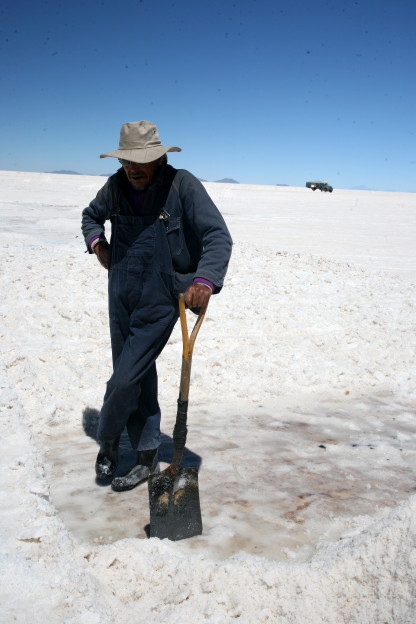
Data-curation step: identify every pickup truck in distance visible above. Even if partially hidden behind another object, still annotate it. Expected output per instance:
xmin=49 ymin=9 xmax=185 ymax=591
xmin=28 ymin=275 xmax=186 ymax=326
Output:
xmin=306 ymin=181 xmax=333 ymax=192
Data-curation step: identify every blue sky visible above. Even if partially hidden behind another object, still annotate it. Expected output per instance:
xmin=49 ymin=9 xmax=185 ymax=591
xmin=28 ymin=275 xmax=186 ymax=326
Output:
xmin=1 ymin=0 xmax=415 ymax=191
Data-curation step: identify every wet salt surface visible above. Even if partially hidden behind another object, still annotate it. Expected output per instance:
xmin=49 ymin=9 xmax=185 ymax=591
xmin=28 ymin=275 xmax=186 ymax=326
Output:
xmin=45 ymin=392 xmax=416 ymax=562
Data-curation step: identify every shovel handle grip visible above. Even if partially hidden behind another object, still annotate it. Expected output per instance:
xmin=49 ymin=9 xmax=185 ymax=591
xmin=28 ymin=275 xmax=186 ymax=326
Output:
xmin=172 ymin=294 xmax=208 ymax=464
xmin=179 ymin=293 xmax=208 ymax=361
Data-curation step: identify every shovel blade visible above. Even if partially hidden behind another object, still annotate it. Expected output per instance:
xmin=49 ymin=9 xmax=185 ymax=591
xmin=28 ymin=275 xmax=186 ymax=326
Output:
xmin=148 ymin=466 xmax=202 ymax=541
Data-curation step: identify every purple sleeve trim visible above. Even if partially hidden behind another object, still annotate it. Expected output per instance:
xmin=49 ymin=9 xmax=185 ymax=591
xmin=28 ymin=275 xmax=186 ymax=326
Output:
xmin=88 ymin=235 xmax=101 ymax=251
xmin=193 ymin=277 xmax=215 ymax=292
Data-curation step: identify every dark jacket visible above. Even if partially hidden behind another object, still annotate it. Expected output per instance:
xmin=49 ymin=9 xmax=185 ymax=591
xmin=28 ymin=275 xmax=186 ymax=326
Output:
xmin=81 ymin=164 xmax=232 ymax=294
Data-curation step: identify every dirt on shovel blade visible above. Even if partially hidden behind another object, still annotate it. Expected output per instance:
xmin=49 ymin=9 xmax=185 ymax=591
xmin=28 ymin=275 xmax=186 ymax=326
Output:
xmin=148 ymin=466 xmax=202 ymax=541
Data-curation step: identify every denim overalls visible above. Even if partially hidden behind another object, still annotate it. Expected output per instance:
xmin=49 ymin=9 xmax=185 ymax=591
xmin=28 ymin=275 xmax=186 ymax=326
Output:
xmin=97 ymin=212 xmax=179 ymax=450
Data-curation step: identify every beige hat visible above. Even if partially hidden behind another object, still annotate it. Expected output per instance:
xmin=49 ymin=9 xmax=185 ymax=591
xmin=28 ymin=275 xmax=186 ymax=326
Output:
xmin=100 ymin=120 xmax=181 ymax=163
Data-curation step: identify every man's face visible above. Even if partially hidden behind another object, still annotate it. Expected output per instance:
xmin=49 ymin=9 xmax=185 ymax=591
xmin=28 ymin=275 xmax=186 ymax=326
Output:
xmin=122 ymin=158 xmax=161 ymax=190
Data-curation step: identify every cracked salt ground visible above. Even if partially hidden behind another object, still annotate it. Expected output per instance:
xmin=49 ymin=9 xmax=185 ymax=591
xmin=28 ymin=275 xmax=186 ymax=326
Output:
xmin=45 ymin=393 xmax=416 ymax=562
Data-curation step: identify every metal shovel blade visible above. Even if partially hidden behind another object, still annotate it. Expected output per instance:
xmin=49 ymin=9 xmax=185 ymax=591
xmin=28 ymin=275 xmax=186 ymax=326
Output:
xmin=148 ymin=466 xmax=202 ymax=541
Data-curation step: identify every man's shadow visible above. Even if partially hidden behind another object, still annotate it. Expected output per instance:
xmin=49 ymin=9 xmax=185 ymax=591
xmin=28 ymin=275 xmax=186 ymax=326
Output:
xmin=82 ymin=406 xmax=203 ymax=486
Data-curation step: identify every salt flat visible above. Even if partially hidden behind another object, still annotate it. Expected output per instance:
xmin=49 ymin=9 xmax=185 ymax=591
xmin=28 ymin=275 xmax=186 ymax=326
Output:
xmin=1 ymin=170 xmax=415 ymax=623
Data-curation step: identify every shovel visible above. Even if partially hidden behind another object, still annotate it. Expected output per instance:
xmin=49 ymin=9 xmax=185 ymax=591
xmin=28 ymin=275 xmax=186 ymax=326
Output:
xmin=148 ymin=293 xmax=208 ymax=540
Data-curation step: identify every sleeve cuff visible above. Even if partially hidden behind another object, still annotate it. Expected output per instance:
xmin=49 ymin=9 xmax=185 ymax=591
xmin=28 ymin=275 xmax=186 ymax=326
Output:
xmin=193 ymin=277 xmax=214 ymax=293
xmin=89 ymin=235 xmax=106 ymax=253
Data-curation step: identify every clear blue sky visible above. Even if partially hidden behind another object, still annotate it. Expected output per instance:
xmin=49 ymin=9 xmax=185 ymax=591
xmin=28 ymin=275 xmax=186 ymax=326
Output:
xmin=1 ymin=0 xmax=415 ymax=191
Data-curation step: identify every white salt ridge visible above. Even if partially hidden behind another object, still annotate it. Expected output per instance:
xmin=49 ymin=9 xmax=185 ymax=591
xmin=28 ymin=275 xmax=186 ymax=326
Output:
xmin=0 ymin=170 xmax=415 ymax=622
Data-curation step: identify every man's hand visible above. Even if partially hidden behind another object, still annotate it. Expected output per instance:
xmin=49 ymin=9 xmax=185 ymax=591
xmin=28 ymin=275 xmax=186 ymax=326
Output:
xmin=94 ymin=241 xmax=110 ymax=269
xmin=184 ymin=282 xmax=212 ymax=309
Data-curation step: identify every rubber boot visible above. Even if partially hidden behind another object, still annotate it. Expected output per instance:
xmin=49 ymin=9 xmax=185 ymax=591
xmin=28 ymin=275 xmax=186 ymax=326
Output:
xmin=95 ymin=436 xmax=120 ymax=480
xmin=111 ymin=448 xmax=159 ymax=492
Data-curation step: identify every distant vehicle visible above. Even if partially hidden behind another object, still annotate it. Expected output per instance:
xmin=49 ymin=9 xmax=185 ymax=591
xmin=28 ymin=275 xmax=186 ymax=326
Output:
xmin=306 ymin=181 xmax=333 ymax=193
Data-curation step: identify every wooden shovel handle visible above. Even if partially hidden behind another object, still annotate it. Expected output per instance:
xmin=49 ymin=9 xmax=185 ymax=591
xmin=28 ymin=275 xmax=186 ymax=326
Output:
xmin=172 ymin=294 xmax=208 ymax=467
xmin=179 ymin=293 xmax=208 ymax=362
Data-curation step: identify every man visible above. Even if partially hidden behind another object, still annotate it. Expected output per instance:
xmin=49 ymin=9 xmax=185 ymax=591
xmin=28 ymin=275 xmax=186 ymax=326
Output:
xmin=81 ymin=120 xmax=232 ymax=491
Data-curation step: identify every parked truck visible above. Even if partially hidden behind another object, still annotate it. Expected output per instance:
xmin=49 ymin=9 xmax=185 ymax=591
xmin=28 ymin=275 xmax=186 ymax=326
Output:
xmin=306 ymin=181 xmax=333 ymax=192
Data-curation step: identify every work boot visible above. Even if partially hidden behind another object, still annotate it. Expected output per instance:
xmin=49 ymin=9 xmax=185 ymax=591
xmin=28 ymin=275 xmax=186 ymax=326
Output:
xmin=95 ymin=437 xmax=120 ymax=480
xmin=111 ymin=448 xmax=159 ymax=492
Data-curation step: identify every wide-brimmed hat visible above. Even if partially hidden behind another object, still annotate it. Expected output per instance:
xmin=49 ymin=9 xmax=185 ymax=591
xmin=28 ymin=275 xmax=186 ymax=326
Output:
xmin=100 ymin=120 xmax=181 ymax=163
